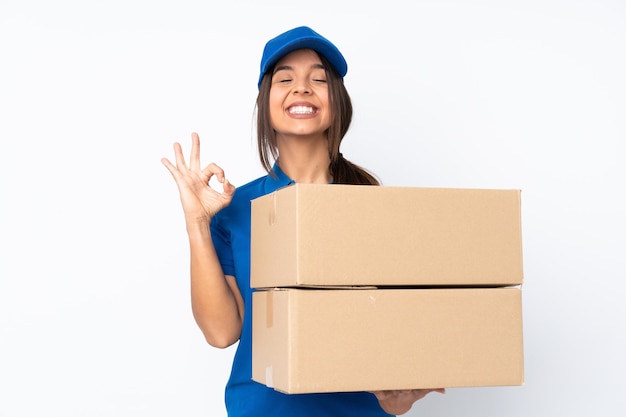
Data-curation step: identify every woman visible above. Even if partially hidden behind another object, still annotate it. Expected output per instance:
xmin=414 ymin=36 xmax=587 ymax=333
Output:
xmin=162 ymin=26 xmax=444 ymax=416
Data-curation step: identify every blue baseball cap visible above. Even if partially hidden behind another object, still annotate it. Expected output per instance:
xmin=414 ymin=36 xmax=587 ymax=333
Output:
xmin=258 ymin=26 xmax=348 ymax=89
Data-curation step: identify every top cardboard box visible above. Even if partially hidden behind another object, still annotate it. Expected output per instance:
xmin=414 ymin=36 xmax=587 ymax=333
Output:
xmin=251 ymin=184 xmax=523 ymax=288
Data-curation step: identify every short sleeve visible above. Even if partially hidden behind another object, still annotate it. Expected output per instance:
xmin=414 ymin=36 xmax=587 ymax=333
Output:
xmin=210 ymin=214 xmax=236 ymax=277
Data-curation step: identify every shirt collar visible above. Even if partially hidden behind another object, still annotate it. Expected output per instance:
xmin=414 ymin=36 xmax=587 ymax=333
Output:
xmin=265 ymin=162 xmax=295 ymax=194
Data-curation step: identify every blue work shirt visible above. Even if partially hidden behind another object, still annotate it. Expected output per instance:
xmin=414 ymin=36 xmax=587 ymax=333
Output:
xmin=210 ymin=163 xmax=392 ymax=417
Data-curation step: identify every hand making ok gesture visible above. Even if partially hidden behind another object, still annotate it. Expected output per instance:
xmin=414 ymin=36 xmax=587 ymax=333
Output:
xmin=161 ymin=132 xmax=236 ymax=225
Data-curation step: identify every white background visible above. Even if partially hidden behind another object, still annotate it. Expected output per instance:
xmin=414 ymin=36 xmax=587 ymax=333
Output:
xmin=1 ymin=0 xmax=624 ymax=416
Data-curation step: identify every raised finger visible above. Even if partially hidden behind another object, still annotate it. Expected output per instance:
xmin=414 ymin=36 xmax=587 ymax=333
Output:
xmin=160 ymin=157 xmax=178 ymax=177
xmin=189 ymin=132 xmax=201 ymax=171
xmin=173 ymin=142 xmax=189 ymax=172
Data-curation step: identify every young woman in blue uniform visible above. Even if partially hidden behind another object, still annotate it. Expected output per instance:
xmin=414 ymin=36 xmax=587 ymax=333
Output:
xmin=162 ymin=26 xmax=444 ymax=416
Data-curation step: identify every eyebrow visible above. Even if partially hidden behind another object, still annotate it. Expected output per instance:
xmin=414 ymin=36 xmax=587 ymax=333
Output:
xmin=273 ymin=63 xmax=326 ymax=76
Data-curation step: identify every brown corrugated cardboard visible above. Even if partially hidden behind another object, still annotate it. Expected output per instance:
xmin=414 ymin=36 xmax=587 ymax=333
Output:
xmin=250 ymin=184 xmax=523 ymax=288
xmin=252 ymin=287 xmax=524 ymax=394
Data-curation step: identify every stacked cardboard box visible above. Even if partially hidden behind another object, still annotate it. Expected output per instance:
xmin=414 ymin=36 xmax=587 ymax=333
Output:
xmin=250 ymin=184 xmax=524 ymax=394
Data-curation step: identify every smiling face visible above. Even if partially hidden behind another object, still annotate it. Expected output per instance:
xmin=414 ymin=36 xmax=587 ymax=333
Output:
xmin=269 ymin=49 xmax=331 ymax=141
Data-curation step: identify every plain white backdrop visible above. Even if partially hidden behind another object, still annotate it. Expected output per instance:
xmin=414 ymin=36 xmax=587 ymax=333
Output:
xmin=1 ymin=0 xmax=624 ymax=416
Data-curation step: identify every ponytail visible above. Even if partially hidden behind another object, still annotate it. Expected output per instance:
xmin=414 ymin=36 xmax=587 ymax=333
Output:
xmin=330 ymin=153 xmax=380 ymax=185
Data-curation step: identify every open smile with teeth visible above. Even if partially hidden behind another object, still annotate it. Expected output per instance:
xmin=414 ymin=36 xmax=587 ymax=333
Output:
xmin=288 ymin=106 xmax=315 ymax=115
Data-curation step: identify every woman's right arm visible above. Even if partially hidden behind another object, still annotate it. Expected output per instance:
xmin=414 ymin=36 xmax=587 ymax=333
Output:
xmin=161 ymin=133 xmax=244 ymax=348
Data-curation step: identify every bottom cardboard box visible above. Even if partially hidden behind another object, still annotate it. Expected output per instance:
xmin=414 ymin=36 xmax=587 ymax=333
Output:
xmin=252 ymin=287 xmax=523 ymax=394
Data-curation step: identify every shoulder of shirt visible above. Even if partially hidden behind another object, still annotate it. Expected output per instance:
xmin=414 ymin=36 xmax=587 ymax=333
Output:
xmin=231 ymin=174 xmax=274 ymax=202
xmin=216 ymin=173 xmax=283 ymax=219
xmin=211 ymin=178 xmax=262 ymax=226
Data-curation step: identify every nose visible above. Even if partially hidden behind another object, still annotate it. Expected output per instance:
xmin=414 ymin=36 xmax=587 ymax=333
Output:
xmin=293 ymin=78 xmax=311 ymax=95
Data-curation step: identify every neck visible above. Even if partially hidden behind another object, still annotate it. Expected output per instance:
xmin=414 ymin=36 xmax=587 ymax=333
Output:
xmin=276 ymin=134 xmax=332 ymax=184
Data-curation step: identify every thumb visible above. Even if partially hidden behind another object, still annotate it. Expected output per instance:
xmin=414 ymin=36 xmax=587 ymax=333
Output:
xmin=222 ymin=178 xmax=236 ymax=197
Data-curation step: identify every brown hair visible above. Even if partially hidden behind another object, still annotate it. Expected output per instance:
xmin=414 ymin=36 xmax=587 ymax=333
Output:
xmin=256 ymin=52 xmax=379 ymax=186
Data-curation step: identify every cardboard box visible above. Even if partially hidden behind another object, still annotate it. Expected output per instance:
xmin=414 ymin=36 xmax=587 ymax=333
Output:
xmin=252 ymin=287 xmax=524 ymax=394
xmin=251 ymin=184 xmax=523 ymax=288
